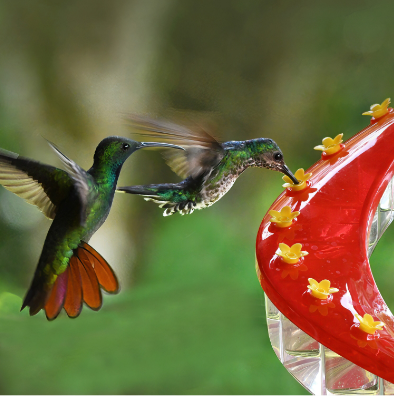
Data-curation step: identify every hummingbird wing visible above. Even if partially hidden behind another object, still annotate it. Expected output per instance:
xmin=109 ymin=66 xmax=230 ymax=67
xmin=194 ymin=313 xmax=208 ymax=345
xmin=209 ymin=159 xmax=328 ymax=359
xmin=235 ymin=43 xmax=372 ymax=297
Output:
xmin=46 ymin=141 xmax=96 ymax=226
xmin=124 ymin=115 xmax=225 ymax=179
xmin=0 ymin=143 xmax=95 ymax=225
xmin=0 ymin=148 xmax=73 ymax=219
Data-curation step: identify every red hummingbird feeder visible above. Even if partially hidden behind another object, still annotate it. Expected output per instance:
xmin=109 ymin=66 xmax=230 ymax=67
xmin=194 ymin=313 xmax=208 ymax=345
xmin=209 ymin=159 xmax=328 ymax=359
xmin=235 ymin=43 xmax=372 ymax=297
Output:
xmin=256 ymin=98 xmax=394 ymax=394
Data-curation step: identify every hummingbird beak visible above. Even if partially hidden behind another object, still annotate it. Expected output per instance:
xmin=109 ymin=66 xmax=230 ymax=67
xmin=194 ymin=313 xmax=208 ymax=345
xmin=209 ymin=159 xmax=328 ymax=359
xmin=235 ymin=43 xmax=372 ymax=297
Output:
xmin=281 ymin=165 xmax=299 ymax=185
xmin=137 ymin=142 xmax=185 ymax=150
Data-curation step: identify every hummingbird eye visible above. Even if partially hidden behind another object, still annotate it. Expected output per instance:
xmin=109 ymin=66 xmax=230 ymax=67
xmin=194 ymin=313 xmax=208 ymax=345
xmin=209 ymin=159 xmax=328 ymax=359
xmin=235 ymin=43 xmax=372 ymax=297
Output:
xmin=122 ymin=143 xmax=130 ymax=151
xmin=274 ymin=152 xmax=283 ymax=161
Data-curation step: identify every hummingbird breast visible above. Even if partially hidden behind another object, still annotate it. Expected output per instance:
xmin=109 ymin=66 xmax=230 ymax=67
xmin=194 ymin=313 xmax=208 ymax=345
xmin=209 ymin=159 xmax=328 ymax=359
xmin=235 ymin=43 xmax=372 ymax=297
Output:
xmin=38 ymin=185 xmax=114 ymax=278
xmin=198 ymin=156 xmax=255 ymax=209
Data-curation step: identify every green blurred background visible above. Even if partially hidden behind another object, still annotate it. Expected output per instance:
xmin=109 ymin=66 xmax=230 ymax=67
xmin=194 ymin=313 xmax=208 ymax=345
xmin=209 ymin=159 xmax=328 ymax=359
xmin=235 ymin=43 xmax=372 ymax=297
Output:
xmin=0 ymin=0 xmax=394 ymax=394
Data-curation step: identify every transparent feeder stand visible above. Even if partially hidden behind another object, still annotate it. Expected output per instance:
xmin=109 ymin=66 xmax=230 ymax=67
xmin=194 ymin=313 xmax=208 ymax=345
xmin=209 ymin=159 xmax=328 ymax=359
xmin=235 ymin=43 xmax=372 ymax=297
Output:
xmin=263 ymin=179 xmax=394 ymax=395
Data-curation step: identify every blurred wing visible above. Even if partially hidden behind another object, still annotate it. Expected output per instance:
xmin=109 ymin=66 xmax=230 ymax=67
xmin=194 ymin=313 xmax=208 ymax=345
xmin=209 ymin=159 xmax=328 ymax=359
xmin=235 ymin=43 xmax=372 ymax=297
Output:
xmin=47 ymin=141 xmax=96 ymax=225
xmin=124 ymin=114 xmax=225 ymax=179
xmin=0 ymin=148 xmax=73 ymax=219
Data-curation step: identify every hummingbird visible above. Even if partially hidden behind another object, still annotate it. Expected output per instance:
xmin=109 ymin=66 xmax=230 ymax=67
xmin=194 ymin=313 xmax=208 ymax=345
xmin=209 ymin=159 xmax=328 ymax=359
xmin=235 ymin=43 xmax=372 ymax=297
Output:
xmin=0 ymin=136 xmax=183 ymax=320
xmin=117 ymin=116 xmax=298 ymax=216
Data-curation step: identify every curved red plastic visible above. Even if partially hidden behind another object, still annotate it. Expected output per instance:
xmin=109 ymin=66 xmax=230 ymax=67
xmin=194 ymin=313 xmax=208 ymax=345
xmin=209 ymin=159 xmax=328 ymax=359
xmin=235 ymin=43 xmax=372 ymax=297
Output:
xmin=256 ymin=112 xmax=394 ymax=382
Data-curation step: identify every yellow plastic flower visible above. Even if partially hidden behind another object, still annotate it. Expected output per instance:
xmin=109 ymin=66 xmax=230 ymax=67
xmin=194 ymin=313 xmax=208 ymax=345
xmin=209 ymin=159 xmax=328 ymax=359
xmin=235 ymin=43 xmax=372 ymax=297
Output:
xmin=362 ymin=98 xmax=391 ymax=119
xmin=268 ymin=206 xmax=300 ymax=228
xmin=307 ymin=278 xmax=339 ymax=300
xmin=282 ymin=168 xmax=312 ymax=191
xmin=355 ymin=312 xmax=385 ymax=335
xmin=276 ymin=243 xmax=308 ymax=264
xmin=314 ymin=134 xmax=343 ymax=155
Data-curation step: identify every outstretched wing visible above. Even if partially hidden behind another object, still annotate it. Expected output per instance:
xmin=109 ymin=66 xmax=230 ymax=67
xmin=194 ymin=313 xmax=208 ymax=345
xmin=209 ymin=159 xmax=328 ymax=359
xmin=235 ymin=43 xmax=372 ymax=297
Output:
xmin=0 ymin=148 xmax=73 ymax=219
xmin=124 ymin=114 xmax=225 ymax=179
xmin=0 ymin=143 xmax=95 ymax=224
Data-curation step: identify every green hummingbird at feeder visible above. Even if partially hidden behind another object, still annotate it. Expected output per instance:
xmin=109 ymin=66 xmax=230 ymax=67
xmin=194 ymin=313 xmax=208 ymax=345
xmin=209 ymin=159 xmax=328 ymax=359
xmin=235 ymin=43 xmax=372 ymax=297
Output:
xmin=117 ymin=116 xmax=298 ymax=216
xmin=0 ymin=136 xmax=183 ymax=320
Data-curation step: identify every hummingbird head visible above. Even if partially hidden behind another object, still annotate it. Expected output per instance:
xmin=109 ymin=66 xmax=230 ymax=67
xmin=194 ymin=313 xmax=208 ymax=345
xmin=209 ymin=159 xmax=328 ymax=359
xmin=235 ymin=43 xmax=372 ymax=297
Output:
xmin=90 ymin=136 xmax=184 ymax=184
xmin=93 ymin=136 xmax=184 ymax=166
xmin=247 ymin=138 xmax=298 ymax=184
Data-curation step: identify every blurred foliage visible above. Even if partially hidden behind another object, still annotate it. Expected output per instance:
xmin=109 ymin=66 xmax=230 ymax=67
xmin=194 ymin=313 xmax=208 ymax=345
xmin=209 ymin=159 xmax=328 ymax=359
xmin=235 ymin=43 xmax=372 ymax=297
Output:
xmin=1 ymin=0 xmax=394 ymax=394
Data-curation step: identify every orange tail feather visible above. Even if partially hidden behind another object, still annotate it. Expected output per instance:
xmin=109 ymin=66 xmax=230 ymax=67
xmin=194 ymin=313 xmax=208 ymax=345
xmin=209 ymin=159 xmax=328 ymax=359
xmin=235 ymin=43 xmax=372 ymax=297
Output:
xmin=43 ymin=242 xmax=119 ymax=319
xmin=45 ymin=268 xmax=69 ymax=320
xmin=81 ymin=243 xmax=119 ymax=293
xmin=77 ymin=250 xmax=102 ymax=310
xmin=63 ymin=257 xmax=83 ymax=318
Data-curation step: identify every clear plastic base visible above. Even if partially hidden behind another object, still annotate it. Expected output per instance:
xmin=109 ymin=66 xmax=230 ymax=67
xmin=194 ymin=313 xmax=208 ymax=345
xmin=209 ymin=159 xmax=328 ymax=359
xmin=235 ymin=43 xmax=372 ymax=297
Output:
xmin=266 ymin=295 xmax=392 ymax=395
xmin=264 ymin=179 xmax=394 ymax=394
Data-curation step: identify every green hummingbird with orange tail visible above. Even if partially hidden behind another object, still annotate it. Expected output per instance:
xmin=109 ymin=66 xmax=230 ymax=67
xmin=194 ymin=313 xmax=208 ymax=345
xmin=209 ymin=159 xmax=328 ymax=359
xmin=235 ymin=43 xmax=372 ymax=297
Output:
xmin=0 ymin=136 xmax=183 ymax=320
xmin=117 ymin=116 xmax=298 ymax=216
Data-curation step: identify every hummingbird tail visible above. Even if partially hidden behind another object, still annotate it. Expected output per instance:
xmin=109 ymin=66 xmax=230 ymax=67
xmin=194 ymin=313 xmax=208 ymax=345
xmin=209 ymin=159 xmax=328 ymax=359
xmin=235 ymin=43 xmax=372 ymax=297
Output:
xmin=21 ymin=242 xmax=119 ymax=320
xmin=117 ymin=183 xmax=197 ymax=216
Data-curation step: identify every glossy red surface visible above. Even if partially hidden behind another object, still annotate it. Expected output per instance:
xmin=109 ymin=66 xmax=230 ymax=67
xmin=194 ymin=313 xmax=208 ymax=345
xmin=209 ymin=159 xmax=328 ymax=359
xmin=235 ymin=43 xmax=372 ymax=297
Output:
xmin=256 ymin=112 xmax=394 ymax=382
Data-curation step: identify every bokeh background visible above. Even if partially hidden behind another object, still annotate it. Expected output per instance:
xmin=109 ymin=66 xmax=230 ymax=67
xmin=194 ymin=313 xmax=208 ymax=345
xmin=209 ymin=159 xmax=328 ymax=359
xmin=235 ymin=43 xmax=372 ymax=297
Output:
xmin=0 ymin=0 xmax=394 ymax=394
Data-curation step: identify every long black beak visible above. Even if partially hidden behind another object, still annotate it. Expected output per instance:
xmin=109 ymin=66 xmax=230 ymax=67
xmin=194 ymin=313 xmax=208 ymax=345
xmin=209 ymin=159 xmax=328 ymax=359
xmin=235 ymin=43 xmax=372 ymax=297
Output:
xmin=281 ymin=164 xmax=299 ymax=185
xmin=137 ymin=142 xmax=185 ymax=150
